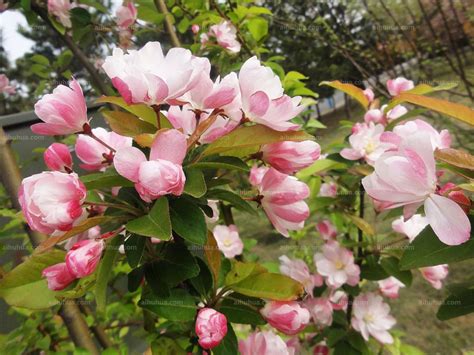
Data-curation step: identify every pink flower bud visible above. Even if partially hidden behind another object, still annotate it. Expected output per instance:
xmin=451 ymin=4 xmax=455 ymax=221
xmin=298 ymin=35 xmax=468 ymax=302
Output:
xmin=42 ymin=262 xmax=76 ymax=290
xmin=314 ymin=343 xmax=329 ymax=355
xmin=316 ymin=220 xmax=337 ymax=241
xmin=364 ymin=109 xmax=385 ymax=125
xmin=318 ymin=182 xmax=337 ymax=198
xmin=420 ymin=264 xmax=448 ymax=289
xmin=260 ymin=301 xmax=310 ymax=335
xmin=386 ymin=77 xmax=414 ymax=96
xmin=261 ymin=140 xmax=321 ymax=174
xmin=378 ymin=277 xmax=405 ymax=299
xmin=115 ymin=2 xmax=137 ymax=30
xmin=48 ymin=0 xmax=72 ymax=28
xmin=363 ymin=88 xmax=374 ymax=102
xmin=239 ymin=331 xmax=290 ymax=355
xmin=66 ymin=239 xmax=105 ymax=278
xmin=305 ymin=297 xmax=333 ymax=327
xmin=44 ymin=143 xmax=73 ymax=172
xmin=192 ymin=24 xmax=200 ymax=34
xmin=195 ymin=308 xmax=228 ymax=349
xmin=0 ymin=74 xmax=16 ymax=94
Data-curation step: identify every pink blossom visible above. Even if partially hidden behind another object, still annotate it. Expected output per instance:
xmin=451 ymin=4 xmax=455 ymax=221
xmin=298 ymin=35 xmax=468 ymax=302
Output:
xmin=260 ymin=301 xmax=310 ymax=335
xmin=205 ymin=200 xmax=220 ymax=223
xmin=304 ymin=297 xmax=333 ymax=327
xmin=64 ymin=226 xmax=101 ymax=250
xmin=364 ymin=109 xmax=385 ymax=125
xmin=42 ymin=262 xmax=76 ymax=290
xmin=351 ymin=293 xmax=396 ymax=344
xmin=286 ymin=337 xmax=301 ymax=354
xmin=33 ymin=79 xmax=88 ymax=136
xmin=191 ymin=24 xmax=200 ymax=34
xmin=75 ymin=127 xmax=132 ymax=171
xmin=102 ymin=42 xmax=210 ymax=106
xmin=383 ymin=104 xmax=408 ymax=121
xmin=0 ymin=74 xmax=15 ymax=94
xmin=199 ymin=114 xmax=239 ymax=143
xmin=329 ymin=290 xmax=348 ymax=311
xmin=420 ymin=265 xmax=448 ymax=289
xmin=115 ymin=2 xmax=137 ymax=30
xmin=313 ymin=343 xmax=329 ymax=355
xmin=114 ymin=129 xmax=186 ymax=202
xmin=66 ymin=239 xmax=105 ymax=278
xmin=279 ymin=255 xmax=323 ymax=295
xmin=318 ymin=182 xmax=337 ymax=198
xmin=261 ymin=140 xmax=321 ymax=174
xmin=213 ymin=225 xmax=244 ymax=258
xmin=195 ymin=308 xmax=228 ymax=349
xmin=44 ymin=143 xmax=73 ymax=173
xmin=439 ymin=182 xmax=471 ymax=213
xmin=378 ymin=277 xmax=405 ymax=299
xmin=255 ymin=168 xmax=310 ymax=237
xmin=19 ymin=171 xmax=87 ymax=235
xmin=386 ymin=77 xmax=414 ymax=96
xmin=391 ymin=214 xmax=429 ymax=242
xmin=314 ymin=241 xmax=360 ymax=288
xmin=239 ymin=331 xmax=291 ymax=355
xmin=363 ymin=88 xmax=374 ymax=103
xmin=340 ymin=122 xmax=393 ymax=165
xmin=316 ymin=220 xmax=337 ymax=240
xmin=48 ymin=0 xmax=72 ymax=28
xmin=362 ymin=133 xmax=470 ymax=245
xmin=203 ymin=21 xmax=241 ymax=53
xmin=249 ymin=165 xmax=269 ymax=186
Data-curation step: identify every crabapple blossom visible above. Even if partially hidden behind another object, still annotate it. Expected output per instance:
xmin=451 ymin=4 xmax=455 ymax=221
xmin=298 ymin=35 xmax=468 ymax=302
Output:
xmin=48 ymin=0 xmax=72 ymax=28
xmin=254 ymin=167 xmax=310 ymax=237
xmin=0 ymin=74 xmax=15 ymax=94
xmin=329 ymin=290 xmax=348 ymax=311
xmin=313 ymin=343 xmax=330 ymax=355
xmin=261 ymin=140 xmax=321 ymax=174
xmin=212 ymin=225 xmax=244 ymax=258
xmin=66 ymin=239 xmax=105 ymax=278
xmin=75 ymin=127 xmax=132 ymax=171
xmin=260 ymin=301 xmax=311 ymax=335
xmin=19 ymin=171 xmax=87 ymax=235
xmin=378 ymin=277 xmax=405 ymax=299
xmin=249 ymin=165 xmax=269 ymax=186
xmin=363 ymin=88 xmax=374 ymax=102
xmin=279 ymin=255 xmax=323 ymax=294
xmin=351 ymin=293 xmax=396 ymax=344
xmin=382 ymin=104 xmax=408 ymax=121
xmin=304 ymin=297 xmax=333 ymax=327
xmin=314 ymin=241 xmax=360 ymax=288
xmin=364 ymin=109 xmax=385 ymax=125
xmin=115 ymin=2 xmax=137 ymax=30
xmin=42 ymin=263 xmax=76 ymax=291
xmin=420 ymin=264 xmax=448 ymax=289
xmin=362 ymin=133 xmax=470 ymax=245
xmin=195 ymin=308 xmax=228 ymax=349
xmin=33 ymin=79 xmax=88 ymax=135
xmin=64 ymin=226 xmax=101 ymax=250
xmin=191 ymin=24 xmax=200 ymax=34
xmin=114 ymin=129 xmax=186 ymax=202
xmin=44 ymin=143 xmax=73 ymax=173
xmin=364 ymin=105 xmax=408 ymax=125
xmin=318 ymin=182 xmax=337 ymax=198
xmin=391 ymin=214 xmax=429 ymax=242
xmin=386 ymin=77 xmax=414 ymax=96
xmin=201 ymin=21 xmax=241 ymax=53
xmin=438 ymin=182 xmax=471 ymax=213
xmin=239 ymin=331 xmax=291 ymax=355
xmin=286 ymin=337 xmax=301 ymax=354
xmin=316 ymin=220 xmax=337 ymax=241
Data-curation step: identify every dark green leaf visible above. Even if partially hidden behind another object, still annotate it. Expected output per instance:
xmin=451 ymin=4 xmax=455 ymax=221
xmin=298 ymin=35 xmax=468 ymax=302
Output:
xmin=139 ymin=289 xmax=197 ymax=321
xmin=189 ymin=258 xmax=213 ymax=297
xmin=380 ymin=257 xmax=412 ymax=286
xmin=213 ymin=323 xmax=238 ymax=355
xmin=219 ymin=294 xmax=265 ymax=325
xmin=80 ymin=168 xmax=133 ymax=190
xmin=206 ymin=189 xmax=256 ymax=215
xmin=126 ymin=198 xmax=171 ymax=239
xmin=183 ymin=168 xmax=207 ymax=198
xmin=128 ymin=266 xmax=144 ymax=292
xmin=124 ymin=234 xmax=146 ymax=268
xmin=437 ymin=289 xmax=474 ymax=320
xmin=187 ymin=156 xmax=249 ymax=172
xmin=170 ymin=199 xmax=207 ymax=245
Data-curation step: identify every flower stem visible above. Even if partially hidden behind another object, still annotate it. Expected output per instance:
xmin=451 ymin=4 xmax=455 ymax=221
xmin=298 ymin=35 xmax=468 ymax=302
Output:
xmin=82 ymin=123 xmax=116 ymax=153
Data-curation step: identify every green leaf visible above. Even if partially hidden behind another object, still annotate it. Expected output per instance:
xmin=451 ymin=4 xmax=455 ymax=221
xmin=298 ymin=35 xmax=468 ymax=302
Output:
xmin=124 ymin=234 xmax=146 ymax=268
xmin=102 ymin=110 xmax=157 ymax=137
xmin=189 ymin=258 xmax=213 ymax=296
xmin=247 ymin=18 xmax=268 ymax=41
xmin=437 ymin=289 xmax=474 ymax=320
xmin=49 ymin=15 xmax=66 ymax=35
xmin=139 ymin=289 xmax=197 ymax=321
xmin=80 ymin=168 xmax=133 ymax=190
xmin=183 ymin=168 xmax=207 ymax=198
xmin=320 ymin=80 xmax=369 ymax=109
xmin=225 ymin=261 xmax=267 ymax=286
xmin=213 ymin=323 xmax=238 ymax=355
xmin=205 ymin=231 xmax=222 ymax=287
xmin=405 ymin=82 xmax=458 ymax=95
xmin=297 ymin=159 xmax=347 ymax=179
xmin=128 ymin=266 xmax=144 ymax=292
xmin=360 ymin=256 xmax=389 ymax=281
xmin=170 ymin=199 xmax=207 ymax=245
xmin=206 ymin=189 xmax=256 ymax=215
xmin=380 ymin=257 xmax=412 ymax=286
xmin=126 ymin=198 xmax=172 ymax=239
xmin=77 ymin=0 xmax=108 ymax=13
xmin=219 ymin=294 xmax=265 ymax=325
xmin=31 ymin=54 xmax=50 ymax=66
xmin=345 ymin=213 xmax=375 ymax=236
xmin=187 ymin=156 xmax=249 ymax=172
xmin=0 ymin=280 xmax=59 ymax=310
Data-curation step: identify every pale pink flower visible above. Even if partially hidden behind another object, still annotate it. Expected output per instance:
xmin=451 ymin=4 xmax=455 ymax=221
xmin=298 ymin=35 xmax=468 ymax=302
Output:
xmin=199 ymin=114 xmax=239 ymax=143
xmin=102 ymin=42 xmax=210 ymax=106
xmin=363 ymin=88 xmax=374 ymax=102
xmin=378 ymin=277 xmax=405 ymax=299
xmin=0 ymin=74 xmax=15 ymax=94
xmin=213 ymin=224 xmax=244 ymax=258
xmin=314 ymin=241 xmax=360 ymax=288
xmin=203 ymin=21 xmax=241 ymax=53
xmin=44 ymin=143 xmax=73 ymax=173
xmin=386 ymin=77 xmax=414 ymax=96
xmin=255 ymin=168 xmax=310 ymax=237
xmin=19 ymin=172 xmax=87 ymax=235
xmin=329 ymin=290 xmax=348 ymax=311
xmin=66 ymin=239 xmax=105 ymax=278
xmin=261 ymin=140 xmax=321 ymax=174
xmin=205 ymin=200 xmax=220 ymax=224
xmin=75 ymin=127 xmax=132 ymax=171
xmin=115 ymin=2 xmax=137 ymax=30
xmin=362 ymin=133 xmax=470 ymax=245
xmin=239 ymin=331 xmax=291 ymax=355
xmin=195 ymin=308 xmax=228 ymax=349
xmin=318 ymin=182 xmax=337 ymax=198
xmin=48 ymin=0 xmax=72 ymax=28
xmin=249 ymin=165 xmax=269 ymax=186
xmin=260 ymin=301 xmax=310 ymax=335
xmin=383 ymin=104 xmax=408 ymax=121
xmin=364 ymin=109 xmax=385 ymax=125
xmin=279 ymin=255 xmax=323 ymax=295
xmin=64 ymin=226 xmax=101 ymax=250
xmin=340 ymin=122 xmax=394 ymax=165
xmin=286 ymin=337 xmax=301 ymax=355
xmin=420 ymin=264 xmax=448 ymax=289
xmin=391 ymin=214 xmax=429 ymax=242
xmin=191 ymin=24 xmax=200 ymax=34
xmin=33 ymin=79 xmax=88 ymax=136
xmin=42 ymin=262 xmax=76 ymax=290
xmin=305 ymin=297 xmax=333 ymax=327
xmin=316 ymin=220 xmax=338 ymax=241
xmin=114 ymin=129 xmax=186 ymax=202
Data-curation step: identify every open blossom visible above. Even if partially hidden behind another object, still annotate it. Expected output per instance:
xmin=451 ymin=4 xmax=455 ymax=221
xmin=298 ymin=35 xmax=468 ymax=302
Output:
xmin=102 ymin=42 xmax=209 ymax=106
xmin=255 ymin=168 xmax=310 ymax=237
xmin=0 ymin=74 xmax=15 ymax=94
xmin=340 ymin=122 xmax=393 ymax=165
xmin=115 ymin=2 xmax=137 ymax=30
xmin=261 ymin=140 xmax=321 ymax=174
xmin=66 ymin=239 xmax=105 ymax=278
xmin=364 ymin=105 xmax=407 ymax=125
xmin=201 ymin=21 xmax=241 ymax=53
xmin=114 ymin=129 xmax=186 ymax=202
xmin=239 ymin=331 xmax=291 ymax=355
xmin=213 ymin=225 xmax=244 ymax=258
xmin=362 ymin=133 xmax=470 ymax=245
xmin=318 ymin=182 xmax=337 ymax=197
xmin=19 ymin=171 xmax=87 ymax=235
xmin=386 ymin=77 xmax=414 ymax=96
xmin=44 ymin=143 xmax=73 ymax=173
xmin=363 ymin=88 xmax=374 ymax=103
xmin=420 ymin=265 xmax=448 ymax=289
xmin=314 ymin=241 xmax=360 ymax=288
xmin=351 ymin=293 xmax=396 ymax=344
xmin=75 ymin=127 xmax=132 ymax=171
xmin=195 ymin=308 xmax=227 ymax=349
xmin=392 ymin=214 xmax=429 ymax=242
xmin=261 ymin=301 xmax=311 ymax=335
xmin=42 ymin=263 xmax=76 ymax=291
xmin=316 ymin=220 xmax=337 ymax=240
xmin=305 ymin=297 xmax=333 ymax=327
xmin=279 ymin=255 xmax=323 ymax=294
xmin=33 ymin=79 xmax=88 ymax=136
xmin=48 ymin=0 xmax=72 ymax=28
xmin=378 ymin=277 xmax=405 ymax=299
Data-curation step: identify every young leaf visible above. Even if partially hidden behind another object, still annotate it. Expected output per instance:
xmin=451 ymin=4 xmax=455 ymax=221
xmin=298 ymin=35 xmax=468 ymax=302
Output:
xmin=96 ymin=96 xmax=158 ymax=126
xmin=126 ymin=198 xmax=171 ymax=239
xmin=320 ymin=80 xmax=369 ymax=109
xmin=102 ymin=110 xmax=157 ymax=137
xmin=205 ymin=231 xmax=222 ymax=287
xmin=169 ymin=199 xmax=207 ymax=245
xmin=435 ymin=148 xmax=474 ymax=170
